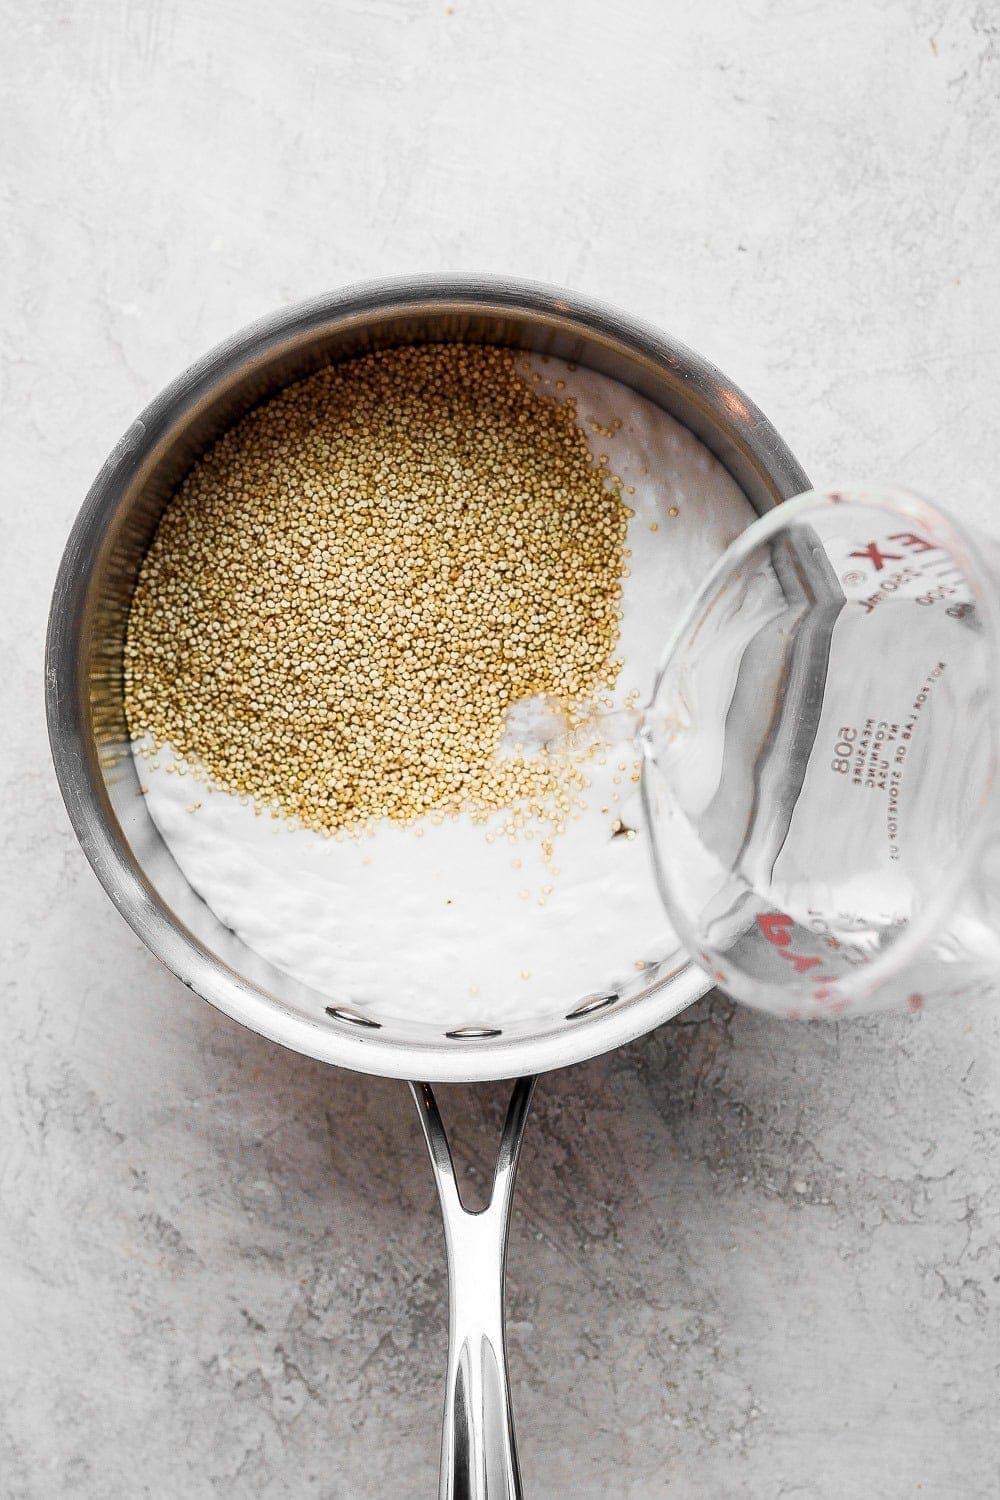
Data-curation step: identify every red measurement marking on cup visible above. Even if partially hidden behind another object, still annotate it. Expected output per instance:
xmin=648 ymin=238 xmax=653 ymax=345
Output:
xmin=781 ymin=951 xmax=822 ymax=974
xmin=850 ymin=533 xmax=936 ymax=574
xmin=888 ymin=532 xmax=936 ymax=555
xmin=846 ymin=532 xmax=949 ymax=614
xmin=756 ymin=912 xmax=823 ymax=974
xmin=757 ymin=912 xmax=793 ymax=945
xmin=849 ymin=542 xmax=903 ymax=572
xmin=758 ymin=913 xmax=882 ymax=1014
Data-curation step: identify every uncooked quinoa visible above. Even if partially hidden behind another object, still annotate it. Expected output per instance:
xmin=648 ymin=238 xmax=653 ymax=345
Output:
xmin=124 ymin=344 xmax=629 ymax=834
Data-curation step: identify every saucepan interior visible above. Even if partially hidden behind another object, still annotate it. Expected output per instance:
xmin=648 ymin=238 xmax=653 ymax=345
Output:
xmin=45 ymin=276 xmax=808 ymax=1082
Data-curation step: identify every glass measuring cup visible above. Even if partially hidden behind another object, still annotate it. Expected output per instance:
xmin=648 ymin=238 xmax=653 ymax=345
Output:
xmin=639 ymin=485 xmax=1000 ymax=1018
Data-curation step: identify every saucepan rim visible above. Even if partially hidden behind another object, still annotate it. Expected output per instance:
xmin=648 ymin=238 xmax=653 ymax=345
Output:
xmin=44 ymin=273 xmax=809 ymax=1081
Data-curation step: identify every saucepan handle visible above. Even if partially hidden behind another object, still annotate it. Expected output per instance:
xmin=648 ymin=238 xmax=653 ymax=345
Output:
xmin=410 ymin=1076 xmax=537 ymax=1500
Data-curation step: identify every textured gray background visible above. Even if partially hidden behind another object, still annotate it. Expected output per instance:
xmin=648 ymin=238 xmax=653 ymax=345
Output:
xmin=4 ymin=1 xmax=1000 ymax=1496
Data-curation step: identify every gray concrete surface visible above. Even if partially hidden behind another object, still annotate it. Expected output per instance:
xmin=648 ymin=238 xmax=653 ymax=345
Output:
xmin=3 ymin=1 xmax=1000 ymax=1495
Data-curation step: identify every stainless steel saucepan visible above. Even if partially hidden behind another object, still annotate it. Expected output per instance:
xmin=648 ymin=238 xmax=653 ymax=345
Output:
xmin=45 ymin=275 xmax=808 ymax=1497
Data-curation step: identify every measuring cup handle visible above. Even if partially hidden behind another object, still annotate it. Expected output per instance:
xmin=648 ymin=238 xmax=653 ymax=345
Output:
xmin=410 ymin=1077 xmax=537 ymax=1500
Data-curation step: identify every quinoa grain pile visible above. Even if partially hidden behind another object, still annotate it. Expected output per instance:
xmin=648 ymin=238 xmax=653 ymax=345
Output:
xmin=125 ymin=344 xmax=628 ymax=834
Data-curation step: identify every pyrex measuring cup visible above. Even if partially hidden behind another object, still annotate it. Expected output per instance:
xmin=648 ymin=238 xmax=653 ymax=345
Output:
xmin=640 ymin=485 xmax=1000 ymax=1018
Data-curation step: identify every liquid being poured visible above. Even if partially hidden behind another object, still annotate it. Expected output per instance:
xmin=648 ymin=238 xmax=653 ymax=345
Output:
xmin=498 ymin=694 xmax=644 ymax=758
